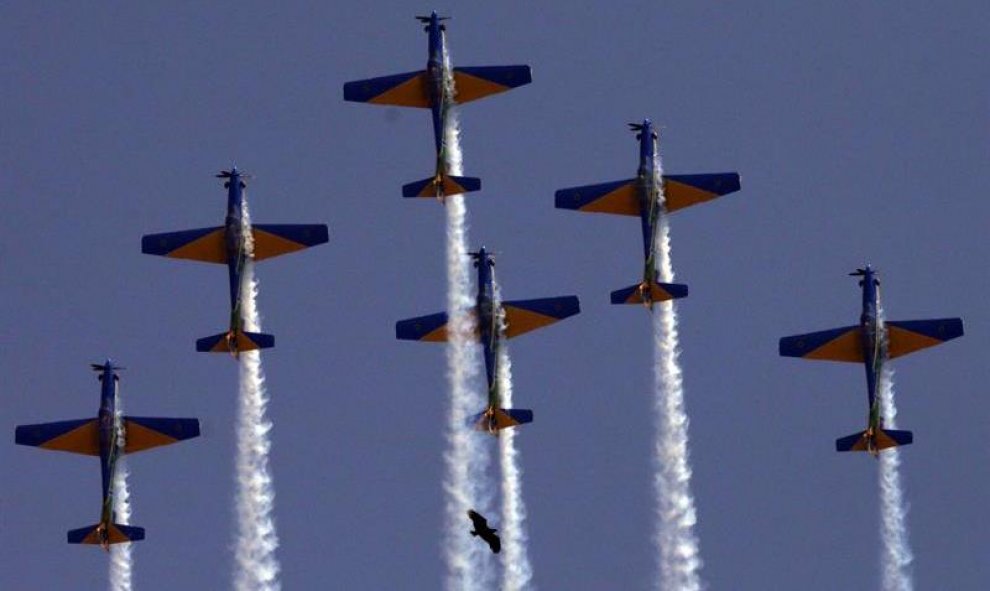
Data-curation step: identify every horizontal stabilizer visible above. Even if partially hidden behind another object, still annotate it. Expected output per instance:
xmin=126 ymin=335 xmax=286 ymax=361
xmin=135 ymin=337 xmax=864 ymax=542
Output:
xmin=196 ymin=331 xmax=274 ymax=354
xmin=123 ymin=417 xmax=200 ymax=454
xmin=885 ymin=318 xmax=964 ymax=359
xmin=555 ymin=179 xmax=639 ymax=216
xmin=343 ymin=71 xmax=430 ymax=107
xmin=141 ymin=227 xmax=227 ymax=264
xmin=501 ymin=296 xmax=581 ymax=338
xmin=452 ymin=66 xmax=532 ymax=103
xmin=251 ymin=224 xmax=329 ymax=261
xmin=662 ymin=173 xmax=742 ymax=213
xmin=15 ymin=419 xmax=99 ymax=456
xmin=779 ymin=325 xmax=863 ymax=362
xmin=835 ymin=428 xmax=913 ymax=452
xmin=469 ymin=409 xmax=533 ymax=433
xmin=68 ymin=523 xmax=144 ymax=545
xmin=610 ymin=282 xmax=688 ymax=305
xmin=402 ymin=174 xmax=481 ymax=199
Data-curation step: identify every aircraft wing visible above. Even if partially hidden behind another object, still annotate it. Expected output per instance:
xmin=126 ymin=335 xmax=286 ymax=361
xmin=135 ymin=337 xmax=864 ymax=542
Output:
xmin=15 ymin=418 xmax=100 ymax=455
xmin=885 ymin=318 xmax=964 ymax=359
xmin=123 ymin=417 xmax=201 ymax=454
xmin=779 ymin=325 xmax=864 ymax=362
xmin=452 ymin=66 xmax=532 ymax=103
xmin=554 ymin=179 xmax=640 ymax=216
xmin=662 ymin=173 xmax=741 ymax=213
xmin=251 ymin=224 xmax=329 ymax=262
xmin=395 ymin=311 xmax=479 ymax=342
xmin=141 ymin=227 xmax=227 ymax=264
xmin=502 ymin=296 xmax=580 ymax=339
xmin=343 ymin=71 xmax=431 ymax=107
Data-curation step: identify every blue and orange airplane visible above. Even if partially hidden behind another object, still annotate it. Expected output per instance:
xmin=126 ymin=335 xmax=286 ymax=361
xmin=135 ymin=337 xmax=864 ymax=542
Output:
xmin=779 ymin=266 xmax=964 ymax=455
xmin=343 ymin=11 xmax=532 ymax=201
xmin=141 ymin=168 xmax=328 ymax=355
xmin=395 ymin=248 xmax=579 ymax=433
xmin=555 ymin=119 xmax=741 ymax=309
xmin=14 ymin=360 xmax=200 ymax=549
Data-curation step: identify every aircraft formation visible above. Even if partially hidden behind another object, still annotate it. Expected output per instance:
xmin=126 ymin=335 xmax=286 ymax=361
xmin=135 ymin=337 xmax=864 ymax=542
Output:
xmin=12 ymin=9 xmax=966 ymax=585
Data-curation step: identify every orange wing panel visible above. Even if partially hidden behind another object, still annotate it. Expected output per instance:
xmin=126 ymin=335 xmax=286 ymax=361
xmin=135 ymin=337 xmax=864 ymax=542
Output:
xmin=452 ymin=72 xmax=511 ymax=104
xmin=39 ymin=421 xmax=100 ymax=455
xmin=252 ymin=229 xmax=308 ymax=261
xmin=663 ymin=180 xmax=719 ymax=213
xmin=167 ymin=229 xmax=227 ymax=263
xmin=804 ymin=330 xmax=864 ymax=362
xmin=123 ymin=421 xmax=179 ymax=454
xmin=886 ymin=326 xmax=944 ymax=359
xmin=368 ymin=74 xmax=430 ymax=108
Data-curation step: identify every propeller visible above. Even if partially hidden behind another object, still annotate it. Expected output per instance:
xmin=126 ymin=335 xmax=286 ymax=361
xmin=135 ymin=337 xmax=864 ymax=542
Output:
xmin=849 ymin=267 xmax=879 ymax=286
xmin=628 ymin=122 xmax=660 ymax=140
xmin=216 ymin=169 xmax=250 ymax=188
xmin=90 ymin=363 xmax=125 ymax=371
xmin=468 ymin=250 xmax=496 ymax=268
xmin=216 ymin=169 xmax=252 ymax=180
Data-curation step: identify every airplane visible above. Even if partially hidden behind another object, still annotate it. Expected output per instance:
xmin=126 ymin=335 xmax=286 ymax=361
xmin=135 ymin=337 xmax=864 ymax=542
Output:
xmin=554 ymin=119 xmax=741 ymax=309
xmin=343 ymin=11 xmax=532 ymax=201
xmin=14 ymin=360 xmax=200 ymax=549
xmin=141 ymin=167 xmax=329 ymax=356
xmin=395 ymin=247 xmax=579 ymax=434
xmin=779 ymin=266 xmax=964 ymax=455
xmin=467 ymin=510 xmax=500 ymax=554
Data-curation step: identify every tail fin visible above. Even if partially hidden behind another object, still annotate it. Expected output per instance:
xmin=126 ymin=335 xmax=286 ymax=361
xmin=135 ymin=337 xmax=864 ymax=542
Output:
xmin=402 ymin=174 xmax=481 ymax=199
xmin=468 ymin=408 xmax=533 ymax=434
xmin=67 ymin=523 xmax=144 ymax=546
xmin=836 ymin=428 xmax=913 ymax=453
xmin=610 ymin=281 xmax=688 ymax=306
xmin=196 ymin=330 xmax=275 ymax=354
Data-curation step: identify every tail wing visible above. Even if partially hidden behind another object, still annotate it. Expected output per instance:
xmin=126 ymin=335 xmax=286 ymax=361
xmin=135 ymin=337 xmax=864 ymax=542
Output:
xmin=15 ymin=419 xmax=99 ymax=456
xmin=67 ymin=523 xmax=144 ymax=545
xmin=501 ymin=296 xmax=580 ymax=338
xmin=555 ymin=179 xmax=639 ymax=216
xmin=662 ymin=173 xmax=742 ymax=213
xmin=836 ymin=428 xmax=913 ymax=452
xmin=402 ymin=175 xmax=481 ymax=199
xmin=885 ymin=318 xmax=964 ymax=359
xmin=610 ymin=282 xmax=688 ymax=305
xmin=468 ymin=409 xmax=533 ymax=433
xmin=251 ymin=224 xmax=329 ymax=261
xmin=343 ymin=71 xmax=430 ymax=107
xmin=452 ymin=66 xmax=532 ymax=103
xmin=196 ymin=330 xmax=274 ymax=353
xmin=123 ymin=417 xmax=200 ymax=454
xmin=141 ymin=227 xmax=227 ymax=264
xmin=778 ymin=326 xmax=863 ymax=362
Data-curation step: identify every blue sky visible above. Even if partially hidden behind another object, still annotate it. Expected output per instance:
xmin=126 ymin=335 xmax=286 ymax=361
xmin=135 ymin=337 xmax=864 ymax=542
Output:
xmin=2 ymin=2 xmax=987 ymax=588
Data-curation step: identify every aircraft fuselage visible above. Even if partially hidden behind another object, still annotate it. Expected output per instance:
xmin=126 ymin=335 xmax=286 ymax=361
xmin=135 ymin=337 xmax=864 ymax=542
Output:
xmin=96 ymin=361 xmax=120 ymax=546
xmin=474 ymin=248 xmax=502 ymax=411
xmin=635 ymin=119 xmax=663 ymax=289
xmin=222 ymin=169 xmax=249 ymax=337
xmin=858 ymin=267 xmax=884 ymax=441
xmin=425 ymin=13 xmax=449 ymax=171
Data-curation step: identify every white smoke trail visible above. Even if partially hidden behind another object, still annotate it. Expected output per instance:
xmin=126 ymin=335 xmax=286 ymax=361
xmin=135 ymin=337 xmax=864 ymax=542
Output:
xmin=442 ymin=36 xmax=495 ymax=591
xmin=233 ymin=200 xmax=280 ymax=591
xmin=110 ymin=405 xmax=133 ymax=591
xmin=878 ymin=315 xmax=914 ymax=591
xmin=652 ymin=155 xmax=703 ymax=590
xmin=492 ymin=281 xmax=535 ymax=591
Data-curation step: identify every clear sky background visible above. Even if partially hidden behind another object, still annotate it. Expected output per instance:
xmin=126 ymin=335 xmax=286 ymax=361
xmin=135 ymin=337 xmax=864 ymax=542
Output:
xmin=2 ymin=2 xmax=987 ymax=589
